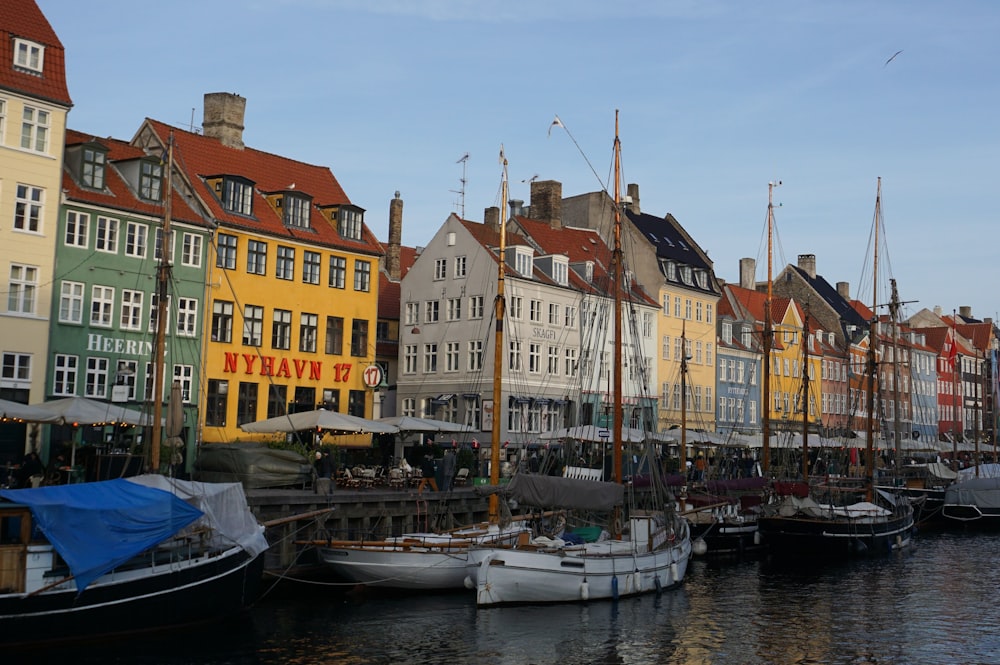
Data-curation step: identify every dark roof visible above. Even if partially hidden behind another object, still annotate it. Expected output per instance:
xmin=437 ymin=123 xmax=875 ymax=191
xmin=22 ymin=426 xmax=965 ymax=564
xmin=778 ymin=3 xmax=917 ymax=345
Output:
xmin=625 ymin=209 xmax=718 ymax=296
xmin=0 ymin=0 xmax=71 ymax=106
xmin=789 ymin=265 xmax=867 ymax=329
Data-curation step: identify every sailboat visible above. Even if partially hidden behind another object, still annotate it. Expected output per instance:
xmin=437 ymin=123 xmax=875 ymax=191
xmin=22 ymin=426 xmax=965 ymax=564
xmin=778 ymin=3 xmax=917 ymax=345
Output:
xmin=756 ymin=178 xmax=915 ymax=556
xmin=465 ymin=113 xmax=691 ymax=606
xmin=306 ymin=149 xmax=531 ymax=590
xmin=0 ymin=135 xmax=269 ymax=646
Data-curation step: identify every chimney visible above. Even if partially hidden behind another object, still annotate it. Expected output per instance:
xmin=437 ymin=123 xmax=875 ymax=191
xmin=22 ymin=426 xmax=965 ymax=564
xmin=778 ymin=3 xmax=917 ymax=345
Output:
xmin=509 ymin=199 xmax=524 ymax=219
xmin=626 ymin=183 xmax=640 ymax=214
xmin=797 ymin=254 xmax=817 ymax=279
xmin=739 ymin=258 xmax=756 ymax=290
xmin=959 ymin=305 xmax=972 ymax=319
xmin=484 ymin=206 xmax=500 ymax=233
xmin=530 ymin=180 xmax=562 ymax=229
xmin=202 ymin=93 xmax=246 ymax=150
xmin=836 ymin=282 xmax=850 ymax=300
xmin=387 ymin=191 xmax=403 ymax=280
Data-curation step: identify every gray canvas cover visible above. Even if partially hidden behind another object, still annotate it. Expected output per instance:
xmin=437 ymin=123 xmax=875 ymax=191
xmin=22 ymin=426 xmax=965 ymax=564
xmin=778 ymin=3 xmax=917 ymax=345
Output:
xmin=480 ymin=473 xmax=624 ymax=511
xmin=945 ymin=477 xmax=1000 ymax=510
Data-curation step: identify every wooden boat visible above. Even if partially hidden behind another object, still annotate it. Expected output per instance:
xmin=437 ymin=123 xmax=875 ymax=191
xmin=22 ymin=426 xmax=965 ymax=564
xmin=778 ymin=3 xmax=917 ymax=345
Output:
xmin=0 ymin=475 xmax=267 ymax=647
xmin=465 ymin=114 xmax=691 ymax=606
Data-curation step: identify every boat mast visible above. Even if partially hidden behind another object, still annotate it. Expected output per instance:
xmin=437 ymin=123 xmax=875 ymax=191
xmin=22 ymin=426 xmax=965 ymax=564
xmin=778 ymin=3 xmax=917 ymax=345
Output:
xmin=612 ymin=111 xmax=624 ymax=539
xmin=951 ymin=312 xmax=959 ymax=473
xmin=889 ymin=279 xmax=903 ymax=477
xmin=865 ymin=177 xmax=881 ymax=502
xmin=680 ymin=320 xmax=688 ymax=482
xmin=762 ymin=182 xmax=777 ymax=474
xmin=800 ymin=306 xmax=810 ymax=481
xmin=489 ymin=147 xmax=509 ymax=524
xmin=150 ymin=134 xmax=174 ymax=473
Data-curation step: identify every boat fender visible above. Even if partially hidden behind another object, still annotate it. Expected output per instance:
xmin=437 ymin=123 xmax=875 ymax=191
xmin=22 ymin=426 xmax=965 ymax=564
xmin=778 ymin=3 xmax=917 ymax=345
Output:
xmin=463 ymin=575 xmax=475 ymax=590
xmin=754 ymin=531 xmax=761 ymax=546
xmin=611 ymin=575 xmax=619 ymax=600
xmin=633 ymin=571 xmax=642 ymax=592
xmin=580 ymin=579 xmax=589 ymax=601
xmin=692 ymin=538 xmax=708 ymax=557
xmin=670 ymin=562 xmax=679 ymax=582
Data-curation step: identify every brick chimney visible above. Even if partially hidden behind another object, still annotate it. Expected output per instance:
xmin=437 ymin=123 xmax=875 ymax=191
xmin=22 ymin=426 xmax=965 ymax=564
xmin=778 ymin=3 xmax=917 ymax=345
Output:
xmin=837 ymin=282 xmax=850 ymax=300
xmin=959 ymin=305 xmax=972 ymax=319
xmin=484 ymin=206 xmax=500 ymax=234
xmin=739 ymin=258 xmax=756 ymax=290
xmin=530 ymin=180 xmax=562 ymax=229
xmin=202 ymin=93 xmax=246 ymax=150
xmin=387 ymin=191 xmax=403 ymax=280
xmin=626 ymin=183 xmax=640 ymax=214
xmin=797 ymin=254 xmax=817 ymax=279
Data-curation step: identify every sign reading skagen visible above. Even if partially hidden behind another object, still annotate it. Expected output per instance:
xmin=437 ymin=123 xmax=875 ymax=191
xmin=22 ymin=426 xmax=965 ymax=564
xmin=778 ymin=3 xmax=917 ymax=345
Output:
xmin=221 ymin=351 xmax=354 ymax=382
xmin=87 ymin=333 xmax=154 ymax=357
xmin=531 ymin=327 xmax=556 ymax=340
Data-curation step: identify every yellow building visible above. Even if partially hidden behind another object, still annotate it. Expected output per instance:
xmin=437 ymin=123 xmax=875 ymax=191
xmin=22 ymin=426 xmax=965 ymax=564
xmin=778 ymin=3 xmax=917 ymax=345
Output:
xmin=132 ymin=94 xmax=383 ymax=444
xmin=0 ymin=2 xmax=72 ymax=459
xmin=768 ymin=299 xmax=822 ymax=432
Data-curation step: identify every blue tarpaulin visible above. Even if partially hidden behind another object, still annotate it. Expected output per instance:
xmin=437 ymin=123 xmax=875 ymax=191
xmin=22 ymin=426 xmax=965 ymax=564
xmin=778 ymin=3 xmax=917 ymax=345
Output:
xmin=0 ymin=478 xmax=203 ymax=593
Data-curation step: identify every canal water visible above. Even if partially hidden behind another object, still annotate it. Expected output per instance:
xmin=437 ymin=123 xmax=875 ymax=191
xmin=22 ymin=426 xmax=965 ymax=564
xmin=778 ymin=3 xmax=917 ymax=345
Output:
xmin=32 ymin=529 xmax=1000 ymax=664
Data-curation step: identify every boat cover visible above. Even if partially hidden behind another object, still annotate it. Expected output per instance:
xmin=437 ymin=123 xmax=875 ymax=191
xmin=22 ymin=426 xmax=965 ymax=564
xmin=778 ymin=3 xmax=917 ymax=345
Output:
xmin=193 ymin=443 xmax=313 ymax=489
xmin=945 ymin=477 xmax=1000 ymax=510
xmin=0 ymin=479 xmax=203 ymax=593
xmin=478 ymin=473 xmax=624 ymax=512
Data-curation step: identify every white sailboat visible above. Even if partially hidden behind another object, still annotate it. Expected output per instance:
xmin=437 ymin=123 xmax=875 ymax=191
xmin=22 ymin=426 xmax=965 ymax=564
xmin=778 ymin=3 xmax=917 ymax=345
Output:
xmin=465 ymin=113 xmax=691 ymax=606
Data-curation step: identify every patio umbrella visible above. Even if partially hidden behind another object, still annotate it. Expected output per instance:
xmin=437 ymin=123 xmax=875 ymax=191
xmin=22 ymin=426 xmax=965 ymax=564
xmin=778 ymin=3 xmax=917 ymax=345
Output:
xmin=0 ymin=398 xmax=60 ymax=423
xmin=376 ymin=415 xmax=472 ymax=433
xmin=28 ymin=396 xmax=157 ymax=426
xmin=163 ymin=382 xmax=186 ymax=465
xmin=538 ymin=425 xmax=669 ymax=444
xmin=239 ymin=408 xmax=399 ymax=435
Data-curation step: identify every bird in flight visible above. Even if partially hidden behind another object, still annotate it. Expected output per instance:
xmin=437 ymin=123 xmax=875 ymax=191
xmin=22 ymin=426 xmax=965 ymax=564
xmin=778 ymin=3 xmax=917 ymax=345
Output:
xmin=884 ymin=50 xmax=903 ymax=67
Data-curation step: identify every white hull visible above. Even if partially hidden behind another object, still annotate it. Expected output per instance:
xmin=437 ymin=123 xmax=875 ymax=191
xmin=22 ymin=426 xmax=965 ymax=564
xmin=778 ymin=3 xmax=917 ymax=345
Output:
xmin=467 ymin=516 xmax=691 ymax=606
xmin=317 ymin=523 xmax=528 ymax=590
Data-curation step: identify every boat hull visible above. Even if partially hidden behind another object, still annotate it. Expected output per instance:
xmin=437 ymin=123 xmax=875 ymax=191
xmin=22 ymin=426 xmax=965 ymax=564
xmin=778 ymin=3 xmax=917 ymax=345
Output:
xmin=757 ymin=508 xmax=914 ymax=557
xmin=468 ymin=519 xmax=691 ymax=606
xmin=691 ymin=520 xmax=765 ymax=558
xmin=0 ymin=547 xmax=263 ymax=647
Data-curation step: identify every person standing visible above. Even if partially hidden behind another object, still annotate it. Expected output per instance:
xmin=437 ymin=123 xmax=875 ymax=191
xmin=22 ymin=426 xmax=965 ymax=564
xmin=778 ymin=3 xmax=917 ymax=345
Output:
xmin=441 ymin=448 xmax=457 ymax=491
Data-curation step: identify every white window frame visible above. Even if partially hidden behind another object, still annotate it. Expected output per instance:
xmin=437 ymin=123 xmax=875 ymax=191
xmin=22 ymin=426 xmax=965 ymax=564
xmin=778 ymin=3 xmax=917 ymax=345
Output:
xmin=53 ymin=354 xmax=78 ymax=396
xmin=404 ymin=302 xmax=420 ymax=326
xmin=7 ymin=264 xmax=38 ymax=315
xmin=120 ymin=289 xmax=144 ymax=331
xmin=20 ymin=106 xmax=49 ymax=153
xmin=173 ymin=364 xmax=194 ymax=402
xmin=469 ymin=296 xmax=484 ymax=319
xmin=447 ymin=297 xmax=462 ymax=321
xmin=468 ymin=340 xmax=483 ymax=371
xmin=90 ymin=285 xmax=114 ymax=327
xmin=13 ymin=38 xmax=44 ymax=73
xmin=181 ymin=233 xmax=203 ymax=267
xmin=454 ymin=256 xmax=467 ymax=278
xmin=85 ymin=357 xmax=110 ymax=399
xmin=1 ymin=352 xmax=31 ymax=383
xmin=445 ymin=341 xmax=460 ymax=372
xmin=96 ymin=217 xmax=119 ymax=253
xmin=434 ymin=258 xmax=447 ymax=280
xmin=65 ymin=211 xmax=89 ymax=247
xmin=14 ymin=184 xmax=43 ymax=233
xmin=59 ymin=280 xmax=85 ymax=324
xmin=124 ymin=221 xmax=148 ymax=258
xmin=177 ymin=297 xmax=198 ymax=337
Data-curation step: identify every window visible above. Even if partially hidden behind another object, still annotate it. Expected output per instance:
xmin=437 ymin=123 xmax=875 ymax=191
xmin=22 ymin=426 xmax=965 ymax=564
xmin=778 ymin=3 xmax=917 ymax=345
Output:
xmin=351 ymin=319 xmax=368 ymax=357
xmin=446 ymin=342 xmax=460 ymax=372
xmin=338 ymin=207 xmax=362 ymax=239
xmin=212 ymin=300 xmax=234 ymax=342
xmin=148 ymin=294 xmax=169 ymax=334
xmin=173 ymin=364 xmax=194 ymax=402
xmin=454 ymin=256 xmax=467 ymax=278
xmin=685 ymin=298 xmax=692 ymax=320
xmin=464 ymin=397 xmax=481 ymax=429
xmin=328 ymin=256 xmax=346 ymax=288
xmin=565 ymin=348 xmax=577 ymax=377
xmin=515 ymin=250 xmax=532 ymax=277
xmin=247 ymin=240 xmax=267 ymax=275
xmin=564 ymin=306 xmax=576 ymax=328
xmin=447 ymin=298 xmax=461 ymax=321
xmin=153 ymin=228 xmax=174 ymax=262
xmin=706 ymin=303 xmax=714 ymax=324
xmin=354 ymin=260 xmax=371 ymax=292
xmin=348 ymin=390 xmax=365 ymax=417
xmin=7 ymin=264 xmax=38 ymax=314
xmin=529 ymin=300 xmax=542 ymax=322
xmin=696 ymin=301 xmax=703 ymax=322
xmin=404 ymin=302 xmax=420 ymax=325
xmin=120 ymin=290 xmax=144 ymax=330
xmin=276 ymin=246 xmax=295 ymax=280
xmin=14 ymin=184 xmax=43 ymax=232
xmin=404 ymin=345 xmax=418 ymax=373
xmin=468 ymin=340 xmax=483 ymax=371
xmin=206 ymin=380 xmax=228 ymax=426
xmin=663 ymin=335 xmax=671 ymax=360
xmin=402 ymin=397 xmax=416 ymax=417
xmin=423 ymin=343 xmax=438 ymax=372
xmin=96 ymin=217 xmax=119 ymax=253
xmin=303 ymin=251 xmax=321 ymax=284
xmin=90 ymin=284 xmax=115 ymax=328
xmin=643 ymin=312 xmax=653 ymax=337
xmin=59 ymin=281 xmax=84 ymax=323
xmin=510 ymin=296 xmax=522 ymax=319
xmin=272 ymin=309 xmax=292 ymax=350
xmin=20 ymin=106 xmax=49 ymax=153
xmin=528 ymin=343 xmax=541 ymax=373
xmin=139 ymin=160 xmax=162 ymax=201
xmin=425 ymin=301 xmax=440 ymax=323
xmin=300 ymin=313 xmax=318 ymax=352
xmin=376 ymin=321 xmax=389 ymax=341
xmin=284 ymin=194 xmax=311 ymax=228
xmin=13 ymin=38 xmax=44 ymax=73
xmin=1 ymin=353 xmax=30 ymax=383
xmin=53 ymin=354 xmax=78 ymax=396
xmin=434 ymin=258 xmax=447 ymax=280
xmin=177 ymin=297 xmax=197 ymax=337
xmin=181 ymin=233 xmax=203 ymax=267
xmin=82 ymin=147 xmax=106 ymax=189
xmin=324 ymin=316 xmax=344 ymax=355
xmin=65 ymin=211 xmax=89 ymax=247
xmin=509 ymin=340 xmax=522 ymax=371
xmin=548 ymin=303 xmax=560 ymax=325
xmin=268 ymin=385 xmax=288 ymax=418
xmin=85 ymin=357 xmax=109 ymax=398
xmin=548 ymin=346 xmax=560 ymax=374
xmin=125 ymin=222 xmax=148 ymax=258
xmin=469 ymin=296 xmax=484 ymax=319
xmin=116 ymin=360 xmax=139 ymax=403
xmin=222 ymin=178 xmax=253 ymax=215
xmin=217 ymin=233 xmax=237 ymax=269
xmin=243 ymin=305 xmax=263 ymax=346
xmin=553 ymin=260 xmax=568 ymax=286
xmin=237 ymin=382 xmax=258 ymax=425
xmin=674 ymin=296 xmax=681 ymax=318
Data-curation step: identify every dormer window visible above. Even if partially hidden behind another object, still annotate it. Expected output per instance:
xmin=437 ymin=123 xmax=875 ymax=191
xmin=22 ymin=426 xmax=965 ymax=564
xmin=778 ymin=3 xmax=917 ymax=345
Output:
xmin=14 ymin=39 xmax=44 ymax=74
xmin=695 ymin=269 xmax=708 ymax=290
xmin=222 ymin=177 xmax=253 ymax=216
xmin=139 ymin=160 xmax=162 ymax=201
xmin=284 ymin=193 xmax=311 ymax=228
xmin=552 ymin=256 xmax=569 ymax=286
xmin=722 ymin=321 xmax=733 ymax=344
xmin=338 ymin=206 xmax=363 ymax=240
xmin=660 ymin=259 xmax=677 ymax=281
xmin=515 ymin=249 xmax=532 ymax=278
xmin=680 ymin=265 xmax=693 ymax=285
xmin=82 ymin=147 xmax=107 ymax=190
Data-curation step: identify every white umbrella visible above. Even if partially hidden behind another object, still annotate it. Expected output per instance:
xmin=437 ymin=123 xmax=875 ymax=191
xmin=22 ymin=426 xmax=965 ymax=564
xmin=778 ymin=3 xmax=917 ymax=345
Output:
xmin=0 ymin=398 xmax=60 ymax=423
xmin=29 ymin=396 xmax=157 ymax=426
xmin=538 ymin=424 xmax=668 ymax=444
xmin=239 ymin=408 xmax=399 ymax=435
xmin=376 ymin=415 xmax=472 ymax=433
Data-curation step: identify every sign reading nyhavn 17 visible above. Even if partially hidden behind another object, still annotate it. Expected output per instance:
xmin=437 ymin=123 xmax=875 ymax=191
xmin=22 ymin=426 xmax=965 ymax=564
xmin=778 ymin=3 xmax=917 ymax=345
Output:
xmin=222 ymin=352 xmax=352 ymax=381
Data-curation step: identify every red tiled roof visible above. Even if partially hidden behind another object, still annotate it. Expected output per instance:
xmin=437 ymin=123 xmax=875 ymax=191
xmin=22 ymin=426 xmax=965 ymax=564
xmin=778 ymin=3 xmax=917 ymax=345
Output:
xmin=378 ymin=272 xmax=400 ymax=319
xmin=62 ymin=129 xmax=204 ymax=227
xmin=0 ymin=0 xmax=71 ymax=106
xmin=140 ymin=119 xmax=383 ymax=256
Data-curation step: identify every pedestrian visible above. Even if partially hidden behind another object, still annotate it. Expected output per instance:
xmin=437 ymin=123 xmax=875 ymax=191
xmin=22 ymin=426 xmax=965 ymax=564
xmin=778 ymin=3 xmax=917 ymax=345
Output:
xmin=441 ymin=448 xmax=457 ymax=491
xmin=417 ymin=455 xmax=438 ymax=494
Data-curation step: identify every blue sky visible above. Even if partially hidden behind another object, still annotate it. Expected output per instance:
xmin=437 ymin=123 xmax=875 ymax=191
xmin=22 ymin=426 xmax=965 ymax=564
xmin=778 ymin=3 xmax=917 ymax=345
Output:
xmin=38 ymin=0 xmax=999 ymax=323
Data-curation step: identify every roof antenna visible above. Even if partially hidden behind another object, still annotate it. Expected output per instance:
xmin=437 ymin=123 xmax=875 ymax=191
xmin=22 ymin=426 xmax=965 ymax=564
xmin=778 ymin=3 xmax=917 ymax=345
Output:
xmin=451 ymin=152 xmax=469 ymax=219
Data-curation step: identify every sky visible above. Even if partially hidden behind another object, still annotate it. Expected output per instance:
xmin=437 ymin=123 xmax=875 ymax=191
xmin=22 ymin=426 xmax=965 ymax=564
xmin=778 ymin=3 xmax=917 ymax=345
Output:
xmin=37 ymin=0 xmax=999 ymax=323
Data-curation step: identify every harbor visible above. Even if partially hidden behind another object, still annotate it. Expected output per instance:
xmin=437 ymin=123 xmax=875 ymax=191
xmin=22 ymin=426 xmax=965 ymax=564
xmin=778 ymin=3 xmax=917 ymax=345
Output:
xmin=26 ymin=528 xmax=1000 ymax=665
